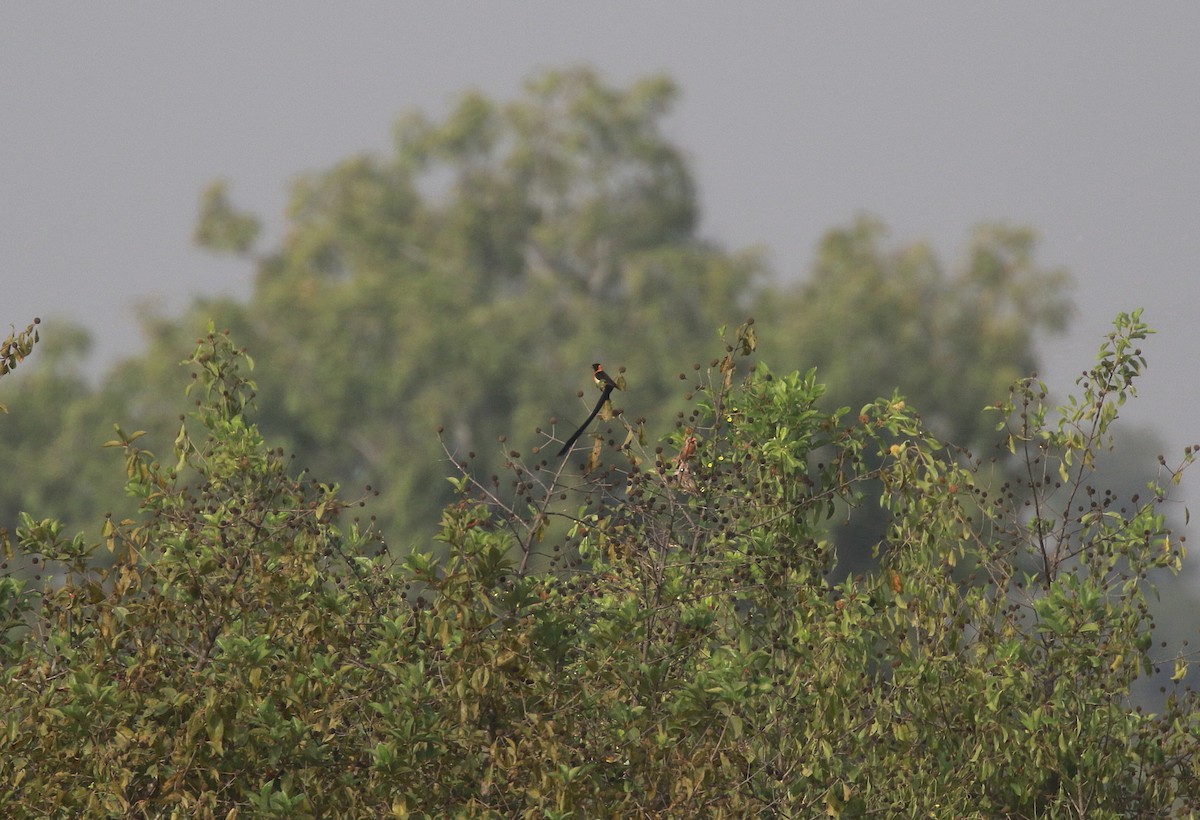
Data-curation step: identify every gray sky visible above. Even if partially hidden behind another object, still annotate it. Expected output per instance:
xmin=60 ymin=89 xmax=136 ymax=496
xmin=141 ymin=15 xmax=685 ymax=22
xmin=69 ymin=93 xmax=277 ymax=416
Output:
xmin=4 ymin=4 xmax=1199 ymax=505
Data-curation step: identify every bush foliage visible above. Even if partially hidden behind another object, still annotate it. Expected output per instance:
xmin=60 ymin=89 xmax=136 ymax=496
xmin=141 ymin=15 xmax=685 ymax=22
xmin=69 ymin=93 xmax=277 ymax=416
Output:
xmin=0 ymin=317 xmax=40 ymax=397
xmin=2 ymin=313 xmax=1197 ymax=817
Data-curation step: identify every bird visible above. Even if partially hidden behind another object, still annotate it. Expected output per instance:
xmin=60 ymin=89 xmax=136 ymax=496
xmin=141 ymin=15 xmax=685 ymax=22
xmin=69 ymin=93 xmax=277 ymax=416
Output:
xmin=591 ymin=362 xmax=619 ymax=391
xmin=558 ymin=363 xmax=621 ymax=457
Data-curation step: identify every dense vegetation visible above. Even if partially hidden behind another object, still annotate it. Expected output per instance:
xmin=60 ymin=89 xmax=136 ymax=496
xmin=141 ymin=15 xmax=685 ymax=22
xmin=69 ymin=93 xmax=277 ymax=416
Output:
xmin=2 ymin=69 xmax=1197 ymax=815
xmin=1 ymin=314 xmax=1197 ymax=816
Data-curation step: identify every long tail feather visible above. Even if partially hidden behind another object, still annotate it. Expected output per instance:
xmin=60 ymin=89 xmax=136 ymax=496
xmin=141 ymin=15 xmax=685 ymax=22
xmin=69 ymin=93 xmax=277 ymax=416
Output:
xmin=557 ymin=385 xmax=614 ymax=456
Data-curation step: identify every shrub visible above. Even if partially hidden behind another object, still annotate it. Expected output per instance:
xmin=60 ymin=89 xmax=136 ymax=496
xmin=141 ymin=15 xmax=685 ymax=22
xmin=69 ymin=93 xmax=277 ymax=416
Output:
xmin=2 ymin=314 xmax=1196 ymax=817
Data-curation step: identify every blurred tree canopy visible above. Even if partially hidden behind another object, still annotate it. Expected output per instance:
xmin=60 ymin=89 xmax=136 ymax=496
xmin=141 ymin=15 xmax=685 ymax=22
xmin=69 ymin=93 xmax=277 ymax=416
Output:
xmin=3 ymin=67 xmax=1071 ymax=551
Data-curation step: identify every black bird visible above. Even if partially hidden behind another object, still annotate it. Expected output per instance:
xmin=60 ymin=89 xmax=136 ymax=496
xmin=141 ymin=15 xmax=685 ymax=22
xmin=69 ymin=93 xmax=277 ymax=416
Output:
xmin=558 ymin=363 xmax=620 ymax=457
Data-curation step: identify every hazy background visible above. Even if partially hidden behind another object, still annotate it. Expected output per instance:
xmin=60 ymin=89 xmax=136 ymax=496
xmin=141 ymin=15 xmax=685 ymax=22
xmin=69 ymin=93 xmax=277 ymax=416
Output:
xmin=4 ymin=4 xmax=1198 ymax=504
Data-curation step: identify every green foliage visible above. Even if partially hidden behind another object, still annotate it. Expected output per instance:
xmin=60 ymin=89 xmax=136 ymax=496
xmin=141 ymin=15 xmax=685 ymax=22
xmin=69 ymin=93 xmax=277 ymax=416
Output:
xmin=2 ymin=329 xmax=391 ymax=815
xmin=0 ymin=317 xmax=41 ymax=402
xmin=2 ymin=317 xmax=1196 ymax=816
xmin=0 ymin=320 xmax=140 ymax=538
xmin=756 ymin=217 xmax=1075 ymax=572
